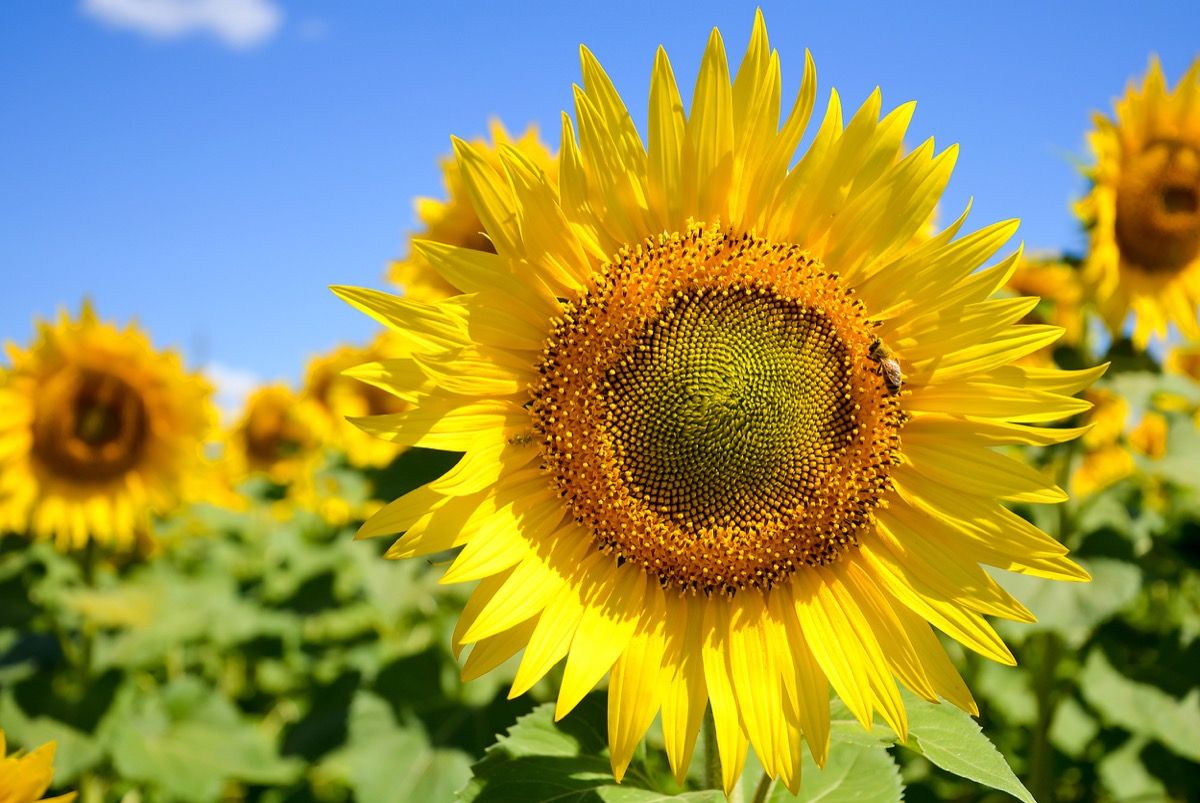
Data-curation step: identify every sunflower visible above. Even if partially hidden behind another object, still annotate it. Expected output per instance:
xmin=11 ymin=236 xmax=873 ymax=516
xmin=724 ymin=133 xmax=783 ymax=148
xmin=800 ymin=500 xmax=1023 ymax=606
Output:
xmin=1072 ymin=388 xmax=1134 ymax=497
xmin=1077 ymin=56 xmax=1200 ymax=348
xmin=386 ymin=120 xmax=557 ymax=302
xmin=0 ymin=303 xmax=214 ymax=551
xmin=225 ymin=384 xmax=324 ymax=487
xmin=302 ymin=336 xmax=407 ymax=468
xmin=1 ymin=727 xmax=76 ymax=803
xmin=338 ymin=13 xmax=1096 ymax=793
xmin=1005 ymin=256 xmax=1085 ymax=348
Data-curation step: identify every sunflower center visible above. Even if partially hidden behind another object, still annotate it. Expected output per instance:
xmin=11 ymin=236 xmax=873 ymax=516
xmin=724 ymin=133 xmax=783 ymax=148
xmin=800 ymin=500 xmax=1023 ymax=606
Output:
xmin=532 ymin=225 xmax=904 ymax=594
xmin=1115 ymin=139 xmax=1200 ymax=273
xmin=33 ymin=368 xmax=149 ymax=483
xmin=244 ymin=408 xmax=304 ymax=466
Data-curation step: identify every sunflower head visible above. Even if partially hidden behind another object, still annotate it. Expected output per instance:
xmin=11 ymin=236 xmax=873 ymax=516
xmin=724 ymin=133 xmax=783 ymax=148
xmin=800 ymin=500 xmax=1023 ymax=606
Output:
xmin=386 ymin=120 xmax=557 ymax=302
xmin=302 ymin=336 xmax=407 ymax=468
xmin=0 ymin=303 xmax=214 ymax=551
xmin=0 ymin=729 xmax=75 ymax=803
xmin=1077 ymin=56 xmax=1200 ymax=348
xmin=340 ymin=12 xmax=1099 ymax=794
xmin=225 ymin=383 xmax=324 ymax=487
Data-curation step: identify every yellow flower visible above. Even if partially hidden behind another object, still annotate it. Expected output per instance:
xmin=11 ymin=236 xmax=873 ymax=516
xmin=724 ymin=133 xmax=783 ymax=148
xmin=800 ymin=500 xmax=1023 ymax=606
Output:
xmin=1077 ymin=56 xmax=1200 ymax=348
xmin=302 ymin=336 xmax=407 ymax=468
xmin=1128 ymin=411 xmax=1168 ymax=459
xmin=0 ymin=729 xmax=76 ymax=803
xmin=0 ymin=303 xmax=214 ymax=551
xmin=387 ymin=120 xmax=557 ymax=303
xmin=337 ymin=14 xmax=1095 ymax=793
xmin=1072 ymin=444 xmax=1135 ymax=498
xmin=1166 ymin=342 xmax=1200 ymax=381
xmin=225 ymin=384 xmax=324 ymax=487
xmin=1071 ymin=388 xmax=1133 ymax=496
xmin=1006 ymin=256 xmax=1085 ymax=343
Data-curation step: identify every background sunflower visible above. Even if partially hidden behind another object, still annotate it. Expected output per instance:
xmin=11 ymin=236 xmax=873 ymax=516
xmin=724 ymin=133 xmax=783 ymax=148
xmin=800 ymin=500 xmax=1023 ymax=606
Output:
xmin=0 ymin=303 xmax=214 ymax=551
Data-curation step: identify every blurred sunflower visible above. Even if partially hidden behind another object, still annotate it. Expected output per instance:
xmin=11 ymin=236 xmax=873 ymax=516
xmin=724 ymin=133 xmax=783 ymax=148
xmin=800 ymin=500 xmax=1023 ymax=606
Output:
xmin=1005 ymin=256 xmax=1086 ymax=363
xmin=338 ymin=13 xmax=1096 ymax=793
xmin=1166 ymin=342 xmax=1200 ymax=380
xmin=387 ymin=120 xmax=557 ymax=302
xmin=1077 ymin=56 xmax=1200 ymax=348
xmin=1 ymin=726 xmax=76 ymax=803
xmin=0 ymin=303 xmax=214 ymax=551
xmin=302 ymin=336 xmax=407 ymax=468
xmin=225 ymin=384 xmax=324 ymax=487
xmin=1072 ymin=388 xmax=1135 ymax=497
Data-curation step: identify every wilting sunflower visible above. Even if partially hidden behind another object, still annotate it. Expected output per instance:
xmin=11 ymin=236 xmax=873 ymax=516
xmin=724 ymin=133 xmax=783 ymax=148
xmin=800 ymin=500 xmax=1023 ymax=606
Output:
xmin=225 ymin=384 xmax=324 ymax=487
xmin=338 ymin=13 xmax=1097 ymax=793
xmin=0 ymin=303 xmax=214 ymax=551
xmin=0 ymin=729 xmax=75 ymax=803
xmin=302 ymin=337 xmax=407 ymax=468
xmin=1077 ymin=56 xmax=1200 ymax=348
xmin=387 ymin=120 xmax=557 ymax=302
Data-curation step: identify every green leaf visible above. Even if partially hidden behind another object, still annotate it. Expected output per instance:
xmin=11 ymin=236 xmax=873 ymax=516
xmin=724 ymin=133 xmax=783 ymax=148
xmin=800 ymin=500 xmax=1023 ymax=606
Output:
xmin=1079 ymin=649 xmax=1200 ymax=762
xmin=103 ymin=676 xmax=301 ymax=802
xmin=1048 ymin=696 xmax=1098 ymax=758
xmin=899 ymin=691 xmax=1036 ymax=803
xmin=1097 ymin=737 xmax=1168 ymax=802
xmin=974 ymin=661 xmax=1037 ymax=727
xmin=458 ymin=695 xmax=721 ymax=802
xmin=994 ymin=558 xmax=1141 ymax=647
xmin=764 ymin=742 xmax=901 ymax=802
xmin=0 ymin=691 xmax=103 ymax=783
xmin=316 ymin=690 xmax=473 ymax=803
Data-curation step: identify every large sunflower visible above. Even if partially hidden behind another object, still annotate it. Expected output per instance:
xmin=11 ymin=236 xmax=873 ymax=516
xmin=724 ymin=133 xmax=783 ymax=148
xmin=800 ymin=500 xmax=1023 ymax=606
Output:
xmin=338 ymin=14 xmax=1097 ymax=793
xmin=1077 ymin=56 xmax=1200 ymax=348
xmin=386 ymin=120 xmax=557 ymax=303
xmin=0 ymin=730 xmax=75 ymax=803
xmin=0 ymin=303 xmax=214 ymax=551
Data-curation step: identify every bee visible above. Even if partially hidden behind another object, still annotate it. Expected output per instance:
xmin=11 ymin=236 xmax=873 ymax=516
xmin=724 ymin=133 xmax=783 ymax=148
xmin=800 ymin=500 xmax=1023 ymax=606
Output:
xmin=868 ymin=337 xmax=903 ymax=395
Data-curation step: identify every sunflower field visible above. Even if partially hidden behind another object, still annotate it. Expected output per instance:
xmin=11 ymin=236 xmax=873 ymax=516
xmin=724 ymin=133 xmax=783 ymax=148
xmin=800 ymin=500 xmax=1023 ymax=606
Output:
xmin=3 ymin=10 xmax=1200 ymax=803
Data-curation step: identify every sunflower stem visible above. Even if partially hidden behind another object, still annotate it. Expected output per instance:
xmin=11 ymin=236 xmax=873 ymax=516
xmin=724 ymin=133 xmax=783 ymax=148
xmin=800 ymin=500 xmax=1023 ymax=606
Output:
xmin=749 ymin=771 xmax=775 ymax=803
xmin=77 ymin=540 xmax=98 ymax=680
xmin=702 ymin=708 xmax=721 ymax=791
xmin=1028 ymin=632 xmax=1063 ymax=802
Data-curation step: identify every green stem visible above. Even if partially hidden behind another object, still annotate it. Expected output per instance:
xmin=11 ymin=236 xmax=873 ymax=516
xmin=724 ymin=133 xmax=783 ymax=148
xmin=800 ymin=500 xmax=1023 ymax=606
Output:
xmin=749 ymin=771 xmax=775 ymax=803
xmin=702 ymin=708 xmax=721 ymax=791
xmin=78 ymin=540 xmax=98 ymax=680
xmin=701 ymin=708 xmax=746 ymax=801
xmin=1028 ymin=633 xmax=1063 ymax=803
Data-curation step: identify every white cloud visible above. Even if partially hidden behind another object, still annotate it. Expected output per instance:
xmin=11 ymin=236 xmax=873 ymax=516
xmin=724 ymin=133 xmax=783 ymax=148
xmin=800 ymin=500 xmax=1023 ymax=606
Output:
xmin=81 ymin=0 xmax=283 ymax=49
xmin=204 ymin=362 xmax=261 ymax=423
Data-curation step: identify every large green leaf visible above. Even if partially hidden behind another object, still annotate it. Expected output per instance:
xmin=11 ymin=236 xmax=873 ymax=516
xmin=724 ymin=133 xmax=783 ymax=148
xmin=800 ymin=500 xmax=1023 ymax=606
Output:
xmin=898 ymin=691 xmax=1036 ymax=803
xmin=1079 ymin=649 xmax=1200 ymax=762
xmin=103 ymin=676 xmax=301 ymax=802
xmin=457 ymin=695 xmax=721 ymax=802
xmin=764 ymin=742 xmax=901 ymax=803
xmin=317 ymin=691 xmax=474 ymax=803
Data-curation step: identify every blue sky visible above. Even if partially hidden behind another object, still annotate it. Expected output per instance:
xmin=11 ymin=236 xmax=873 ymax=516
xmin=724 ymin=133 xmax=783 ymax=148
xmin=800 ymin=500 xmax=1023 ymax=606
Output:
xmin=3 ymin=1 xmax=1197 ymax=410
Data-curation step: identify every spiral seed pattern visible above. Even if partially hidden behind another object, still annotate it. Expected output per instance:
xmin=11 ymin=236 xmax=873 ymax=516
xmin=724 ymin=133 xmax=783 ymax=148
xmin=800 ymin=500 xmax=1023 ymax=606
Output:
xmin=531 ymin=225 xmax=904 ymax=594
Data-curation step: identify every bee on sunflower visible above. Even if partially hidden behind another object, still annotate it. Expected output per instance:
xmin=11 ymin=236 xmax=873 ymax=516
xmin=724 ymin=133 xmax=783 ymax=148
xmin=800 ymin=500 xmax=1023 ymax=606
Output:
xmin=336 ymin=12 xmax=1100 ymax=793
